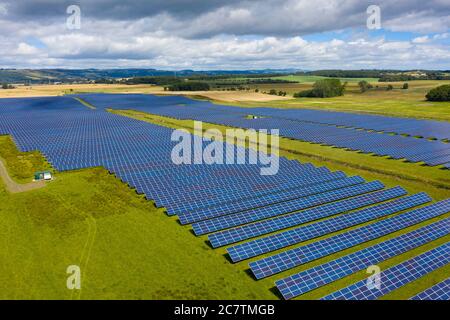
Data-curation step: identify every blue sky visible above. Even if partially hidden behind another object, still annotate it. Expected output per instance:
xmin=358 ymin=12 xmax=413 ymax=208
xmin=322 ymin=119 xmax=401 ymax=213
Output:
xmin=0 ymin=0 xmax=449 ymax=70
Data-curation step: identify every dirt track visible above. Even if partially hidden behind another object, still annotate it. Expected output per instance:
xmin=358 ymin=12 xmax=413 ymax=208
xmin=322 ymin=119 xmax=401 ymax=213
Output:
xmin=0 ymin=158 xmax=46 ymax=193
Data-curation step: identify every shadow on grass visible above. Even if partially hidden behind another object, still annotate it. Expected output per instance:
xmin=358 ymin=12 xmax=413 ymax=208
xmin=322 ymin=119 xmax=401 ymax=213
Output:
xmin=269 ymin=286 xmax=284 ymax=300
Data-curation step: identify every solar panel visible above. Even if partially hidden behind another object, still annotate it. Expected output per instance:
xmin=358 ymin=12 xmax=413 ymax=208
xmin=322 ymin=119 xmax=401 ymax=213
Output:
xmin=321 ymin=242 xmax=450 ymax=300
xmin=410 ymin=278 xmax=450 ymax=300
xmin=191 ymin=181 xmax=385 ymax=233
xmin=206 ymin=186 xmax=407 ymax=243
xmin=250 ymin=199 xmax=450 ymax=279
xmin=181 ymin=175 xmax=364 ymax=223
xmin=227 ymin=192 xmax=429 ymax=262
xmin=75 ymin=93 xmax=450 ymax=167
xmin=276 ymin=218 xmax=450 ymax=299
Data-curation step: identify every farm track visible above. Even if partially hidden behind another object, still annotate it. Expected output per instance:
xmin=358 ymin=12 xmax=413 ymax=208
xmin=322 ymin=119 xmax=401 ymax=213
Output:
xmin=0 ymin=157 xmax=46 ymax=193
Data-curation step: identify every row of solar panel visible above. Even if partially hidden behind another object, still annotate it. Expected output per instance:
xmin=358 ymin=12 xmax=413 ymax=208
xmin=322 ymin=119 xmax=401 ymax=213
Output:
xmin=322 ymin=242 xmax=450 ymax=300
xmin=72 ymin=94 xmax=450 ymax=167
xmin=69 ymin=93 xmax=450 ymax=140
xmin=276 ymin=218 xmax=450 ymax=299
xmin=1 ymin=95 xmax=448 ymax=301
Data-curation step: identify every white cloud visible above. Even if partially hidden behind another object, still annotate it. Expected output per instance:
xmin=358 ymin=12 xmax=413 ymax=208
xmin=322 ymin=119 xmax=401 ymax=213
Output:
xmin=0 ymin=0 xmax=448 ymax=69
xmin=412 ymin=36 xmax=430 ymax=44
xmin=433 ymin=32 xmax=450 ymax=40
xmin=15 ymin=42 xmax=40 ymax=55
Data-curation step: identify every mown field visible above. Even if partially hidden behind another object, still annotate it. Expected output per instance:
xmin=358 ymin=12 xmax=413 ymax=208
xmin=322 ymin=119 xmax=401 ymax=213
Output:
xmin=1 ymin=81 xmax=449 ymax=300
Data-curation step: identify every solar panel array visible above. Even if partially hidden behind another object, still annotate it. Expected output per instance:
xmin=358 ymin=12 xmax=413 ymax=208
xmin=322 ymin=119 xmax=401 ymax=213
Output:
xmin=228 ymin=192 xmax=430 ymax=262
xmin=0 ymin=94 xmax=448 ymax=301
xmin=410 ymin=277 xmax=450 ymax=300
xmin=321 ymin=242 xmax=450 ymax=300
xmin=276 ymin=218 xmax=450 ymax=299
xmin=206 ymin=187 xmax=408 ymax=244
xmin=250 ymin=199 xmax=450 ymax=279
xmin=74 ymin=93 xmax=450 ymax=168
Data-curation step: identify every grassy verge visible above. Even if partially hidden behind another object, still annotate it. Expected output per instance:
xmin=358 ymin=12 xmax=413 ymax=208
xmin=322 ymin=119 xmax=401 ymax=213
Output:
xmin=73 ymin=97 xmax=96 ymax=110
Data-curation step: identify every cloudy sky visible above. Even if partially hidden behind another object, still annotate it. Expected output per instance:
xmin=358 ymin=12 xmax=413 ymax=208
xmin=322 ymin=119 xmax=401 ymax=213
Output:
xmin=0 ymin=0 xmax=449 ymax=70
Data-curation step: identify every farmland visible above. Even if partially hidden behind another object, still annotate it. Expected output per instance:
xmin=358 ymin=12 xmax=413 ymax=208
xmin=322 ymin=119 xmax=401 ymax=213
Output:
xmin=0 ymin=84 xmax=449 ymax=300
xmin=211 ymin=80 xmax=450 ymax=121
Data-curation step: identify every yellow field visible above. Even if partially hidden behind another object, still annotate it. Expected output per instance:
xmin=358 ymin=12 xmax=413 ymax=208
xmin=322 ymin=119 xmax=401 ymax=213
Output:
xmin=0 ymin=84 xmax=163 ymax=98
xmin=0 ymin=84 xmax=289 ymax=102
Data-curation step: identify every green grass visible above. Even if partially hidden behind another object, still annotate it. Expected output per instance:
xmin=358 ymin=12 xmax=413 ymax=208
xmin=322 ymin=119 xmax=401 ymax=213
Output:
xmin=214 ymin=80 xmax=450 ymax=122
xmin=1 ymin=104 xmax=449 ymax=300
xmin=0 ymin=136 xmax=51 ymax=183
xmin=0 ymin=138 xmax=275 ymax=300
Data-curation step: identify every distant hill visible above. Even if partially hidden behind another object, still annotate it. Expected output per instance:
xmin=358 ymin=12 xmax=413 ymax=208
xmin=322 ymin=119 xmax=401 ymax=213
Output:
xmin=0 ymin=68 xmax=300 ymax=84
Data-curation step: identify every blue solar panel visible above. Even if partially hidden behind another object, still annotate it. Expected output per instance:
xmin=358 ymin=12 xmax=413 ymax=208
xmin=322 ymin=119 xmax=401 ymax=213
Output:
xmin=73 ymin=93 xmax=450 ymax=167
xmin=227 ymin=192 xmax=429 ymax=262
xmin=206 ymin=186 xmax=407 ymax=244
xmin=191 ymin=181 xmax=385 ymax=233
xmin=77 ymin=93 xmax=450 ymax=141
xmin=276 ymin=218 xmax=450 ymax=299
xmin=1 ymin=94 xmax=447 ymax=301
xmin=410 ymin=278 xmax=450 ymax=300
xmin=181 ymin=175 xmax=364 ymax=223
xmin=250 ymin=199 xmax=450 ymax=279
xmin=1 ymin=95 xmax=343 ymax=216
xmin=321 ymin=242 xmax=450 ymax=300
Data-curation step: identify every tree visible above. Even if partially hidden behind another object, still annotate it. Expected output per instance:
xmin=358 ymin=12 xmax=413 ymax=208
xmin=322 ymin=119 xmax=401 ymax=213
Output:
xmin=386 ymin=84 xmax=394 ymax=91
xmin=426 ymin=85 xmax=450 ymax=101
xmin=358 ymin=80 xmax=373 ymax=93
xmin=269 ymin=89 xmax=277 ymax=95
xmin=294 ymin=79 xmax=346 ymax=98
xmin=402 ymin=83 xmax=409 ymax=90
xmin=294 ymin=90 xmax=315 ymax=98
xmin=168 ymin=82 xmax=210 ymax=91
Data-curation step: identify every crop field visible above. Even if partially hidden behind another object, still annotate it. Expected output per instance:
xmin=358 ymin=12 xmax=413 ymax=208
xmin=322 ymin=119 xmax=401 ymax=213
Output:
xmin=0 ymin=86 xmax=449 ymax=300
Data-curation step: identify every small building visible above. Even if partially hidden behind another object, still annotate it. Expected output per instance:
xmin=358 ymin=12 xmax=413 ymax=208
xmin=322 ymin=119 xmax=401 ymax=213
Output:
xmin=34 ymin=171 xmax=53 ymax=181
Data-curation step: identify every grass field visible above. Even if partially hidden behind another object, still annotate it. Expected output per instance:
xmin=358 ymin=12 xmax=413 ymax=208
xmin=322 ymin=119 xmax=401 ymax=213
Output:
xmin=216 ymin=80 xmax=450 ymax=122
xmin=1 ymin=82 xmax=449 ymax=300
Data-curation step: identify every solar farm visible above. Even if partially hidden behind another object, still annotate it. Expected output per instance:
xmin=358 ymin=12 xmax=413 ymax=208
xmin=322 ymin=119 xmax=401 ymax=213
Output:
xmin=0 ymin=93 xmax=449 ymax=300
